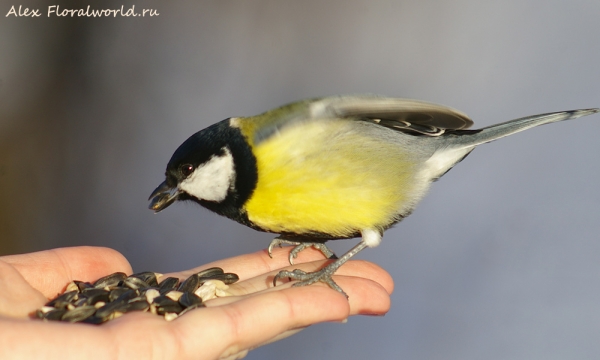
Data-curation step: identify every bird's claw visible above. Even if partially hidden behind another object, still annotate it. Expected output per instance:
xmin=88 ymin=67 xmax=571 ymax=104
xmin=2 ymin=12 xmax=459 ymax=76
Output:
xmin=273 ymin=267 xmax=347 ymax=298
xmin=267 ymin=238 xmax=337 ymax=265
xmin=267 ymin=238 xmax=287 ymax=259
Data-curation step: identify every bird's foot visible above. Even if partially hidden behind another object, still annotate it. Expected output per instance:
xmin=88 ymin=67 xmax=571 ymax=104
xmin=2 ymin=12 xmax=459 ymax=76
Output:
xmin=272 ymin=240 xmax=370 ymax=298
xmin=267 ymin=238 xmax=337 ymax=265
xmin=273 ymin=264 xmax=347 ymax=298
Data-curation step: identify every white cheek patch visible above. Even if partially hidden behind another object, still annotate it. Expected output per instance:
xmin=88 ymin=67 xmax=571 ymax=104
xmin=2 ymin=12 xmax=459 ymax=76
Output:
xmin=179 ymin=148 xmax=235 ymax=202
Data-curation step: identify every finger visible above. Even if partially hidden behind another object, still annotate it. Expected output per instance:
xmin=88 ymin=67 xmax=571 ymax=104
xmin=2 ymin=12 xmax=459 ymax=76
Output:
xmin=0 ymin=260 xmax=48 ymax=317
xmin=201 ymin=274 xmax=392 ymax=358
xmin=1 ymin=246 xmax=132 ymax=298
xmin=209 ymin=269 xmax=391 ymax=316
xmin=224 ymin=259 xmax=394 ymax=297
xmin=168 ymin=246 xmax=334 ymax=281
xmin=250 ymin=327 xmax=305 ymax=354
xmin=209 ymin=272 xmax=392 ymax=352
xmin=171 ymin=285 xmax=353 ymax=359
xmin=0 ymin=285 xmax=353 ymax=359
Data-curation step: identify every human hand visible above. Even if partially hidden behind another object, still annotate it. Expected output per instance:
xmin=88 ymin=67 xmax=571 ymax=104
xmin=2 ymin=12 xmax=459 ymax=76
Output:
xmin=0 ymin=246 xmax=393 ymax=359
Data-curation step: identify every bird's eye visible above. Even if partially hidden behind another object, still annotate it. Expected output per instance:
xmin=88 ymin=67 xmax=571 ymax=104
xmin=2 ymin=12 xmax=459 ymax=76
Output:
xmin=180 ymin=164 xmax=194 ymax=177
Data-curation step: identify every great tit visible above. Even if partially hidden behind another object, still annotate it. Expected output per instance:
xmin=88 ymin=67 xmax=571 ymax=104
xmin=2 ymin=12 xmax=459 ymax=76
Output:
xmin=149 ymin=96 xmax=598 ymax=296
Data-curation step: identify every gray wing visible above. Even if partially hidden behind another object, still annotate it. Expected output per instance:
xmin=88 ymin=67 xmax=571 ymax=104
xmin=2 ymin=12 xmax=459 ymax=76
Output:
xmin=252 ymin=95 xmax=473 ymax=144
xmin=311 ymin=95 xmax=473 ymax=136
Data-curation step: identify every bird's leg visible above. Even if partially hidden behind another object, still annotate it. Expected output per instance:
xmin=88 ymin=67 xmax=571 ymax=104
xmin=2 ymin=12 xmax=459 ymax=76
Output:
xmin=268 ymin=236 xmax=337 ymax=265
xmin=273 ymin=240 xmax=369 ymax=298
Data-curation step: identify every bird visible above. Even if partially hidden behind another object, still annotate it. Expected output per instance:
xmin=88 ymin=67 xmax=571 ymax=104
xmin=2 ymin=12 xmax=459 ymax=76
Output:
xmin=148 ymin=95 xmax=598 ymax=297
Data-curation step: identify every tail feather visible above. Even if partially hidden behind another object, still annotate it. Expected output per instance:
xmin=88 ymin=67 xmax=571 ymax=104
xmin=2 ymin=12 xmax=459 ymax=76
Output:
xmin=451 ymin=108 xmax=599 ymax=149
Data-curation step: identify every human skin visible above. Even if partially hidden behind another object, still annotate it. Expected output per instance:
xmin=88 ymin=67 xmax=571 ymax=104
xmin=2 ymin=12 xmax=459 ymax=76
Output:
xmin=0 ymin=246 xmax=393 ymax=359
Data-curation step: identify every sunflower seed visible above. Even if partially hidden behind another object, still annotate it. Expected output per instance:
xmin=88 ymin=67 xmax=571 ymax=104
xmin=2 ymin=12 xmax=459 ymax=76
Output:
xmin=164 ymin=312 xmax=178 ymax=321
xmin=178 ymin=274 xmax=200 ymax=293
xmin=46 ymin=290 xmax=78 ymax=309
xmin=35 ymin=308 xmax=49 ymax=319
xmin=153 ymin=295 xmax=183 ymax=315
xmin=65 ymin=282 xmax=79 ymax=293
xmin=220 ymin=273 xmax=239 ymax=284
xmin=179 ymin=292 xmax=203 ymax=308
xmin=42 ymin=308 xmax=68 ymax=321
xmin=149 ymin=303 xmax=158 ymax=315
xmin=123 ymin=276 xmax=150 ymax=290
xmin=95 ymin=299 xmax=128 ymax=319
xmin=61 ymin=306 xmax=96 ymax=323
xmin=114 ymin=289 xmax=140 ymax=303
xmin=108 ymin=287 xmax=130 ymax=302
xmin=94 ymin=301 xmax=106 ymax=309
xmin=143 ymin=288 xmax=161 ymax=304
xmin=196 ymin=267 xmax=225 ymax=278
xmin=73 ymin=298 xmax=88 ymax=307
xmin=126 ymin=295 xmax=148 ymax=305
xmin=93 ymin=272 xmax=127 ymax=289
xmin=177 ymin=303 xmax=204 ymax=317
xmin=125 ymin=299 xmax=150 ymax=312
xmin=130 ymin=271 xmax=159 ymax=287
xmin=83 ymin=289 xmax=111 ymax=306
xmin=165 ymin=290 xmax=184 ymax=301
xmin=82 ymin=315 xmax=106 ymax=325
xmin=199 ymin=272 xmax=239 ymax=285
xmin=37 ymin=306 xmax=55 ymax=314
xmin=75 ymin=281 xmax=94 ymax=292
xmin=158 ymin=277 xmax=180 ymax=294
xmin=195 ymin=280 xmax=233 ymax=301
xmin=35 ymin=268 xmax=238 ymax=324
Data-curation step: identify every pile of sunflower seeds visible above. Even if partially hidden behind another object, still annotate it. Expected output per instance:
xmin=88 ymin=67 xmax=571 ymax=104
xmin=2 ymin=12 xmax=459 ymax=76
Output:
xmin=35 ymin=267 xmax=239 ymax=324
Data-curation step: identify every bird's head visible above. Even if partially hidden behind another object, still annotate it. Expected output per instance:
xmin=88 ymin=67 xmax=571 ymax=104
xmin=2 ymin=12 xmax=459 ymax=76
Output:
xmin=148 ymin=119 xmax=244 ymax=213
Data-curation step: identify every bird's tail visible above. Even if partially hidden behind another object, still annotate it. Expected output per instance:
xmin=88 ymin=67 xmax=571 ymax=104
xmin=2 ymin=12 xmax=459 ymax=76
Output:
xmin=449 ymin=108 xmax=599 ymax=149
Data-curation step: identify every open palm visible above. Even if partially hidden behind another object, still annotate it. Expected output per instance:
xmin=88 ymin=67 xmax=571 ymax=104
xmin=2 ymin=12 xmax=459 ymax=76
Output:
xmin=0 ymin=246 xmax=392 ymax=359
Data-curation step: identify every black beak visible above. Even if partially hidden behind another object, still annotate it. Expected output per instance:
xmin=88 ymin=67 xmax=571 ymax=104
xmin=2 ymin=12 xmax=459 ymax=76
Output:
xmin=148 ymin=181 xmax=180 ymax=213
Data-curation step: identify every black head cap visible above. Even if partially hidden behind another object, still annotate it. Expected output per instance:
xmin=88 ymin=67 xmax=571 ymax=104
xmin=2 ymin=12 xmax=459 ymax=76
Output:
xmin=149 ymin=119 xmax=258 ymax=225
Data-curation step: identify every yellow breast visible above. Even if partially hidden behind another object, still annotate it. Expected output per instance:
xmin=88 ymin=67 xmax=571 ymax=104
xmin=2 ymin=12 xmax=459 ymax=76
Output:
xmin=242 ymin=119 xmax=417 ymax=237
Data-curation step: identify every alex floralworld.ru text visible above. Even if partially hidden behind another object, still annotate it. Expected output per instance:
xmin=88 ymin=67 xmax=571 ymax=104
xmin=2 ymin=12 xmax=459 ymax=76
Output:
xmin=6 ymin=5 xmax=159 ymax=17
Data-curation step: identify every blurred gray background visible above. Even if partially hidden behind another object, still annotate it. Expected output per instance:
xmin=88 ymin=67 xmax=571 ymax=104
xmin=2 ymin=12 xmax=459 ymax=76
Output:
xmin=1 ymin=0 xmax=599 ymax=359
